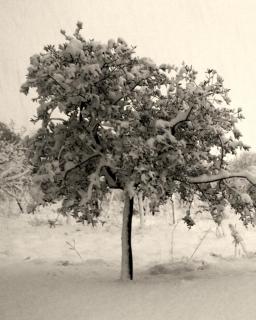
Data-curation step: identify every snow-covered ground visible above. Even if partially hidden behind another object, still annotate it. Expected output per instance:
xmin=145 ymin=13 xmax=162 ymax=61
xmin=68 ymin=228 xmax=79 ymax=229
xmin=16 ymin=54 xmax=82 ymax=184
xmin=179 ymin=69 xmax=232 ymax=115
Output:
xmin=1 ymin=205 xmax=256 ymax=320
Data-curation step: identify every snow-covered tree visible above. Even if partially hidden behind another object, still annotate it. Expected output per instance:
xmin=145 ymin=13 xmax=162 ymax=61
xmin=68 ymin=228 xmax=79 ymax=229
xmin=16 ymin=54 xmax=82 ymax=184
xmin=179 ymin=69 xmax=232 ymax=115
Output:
xmin=21 ymin=22 xmax=256 ymax=280
xmin=0 ymin=122 xmax=31 ymax=212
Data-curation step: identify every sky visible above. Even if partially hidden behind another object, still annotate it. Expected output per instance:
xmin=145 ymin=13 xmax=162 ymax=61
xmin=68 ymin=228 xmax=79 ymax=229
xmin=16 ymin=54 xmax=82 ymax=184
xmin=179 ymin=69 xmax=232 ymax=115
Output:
xmin=1 ymin=0 xmax=256 ymax=148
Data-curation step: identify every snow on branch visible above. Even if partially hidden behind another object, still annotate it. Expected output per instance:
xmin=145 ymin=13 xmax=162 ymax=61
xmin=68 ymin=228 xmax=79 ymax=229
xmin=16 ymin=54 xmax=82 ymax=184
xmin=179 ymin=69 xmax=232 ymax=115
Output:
xmin=155 ymin=101 xmax=193 ymax=130
xmin=187 ymin=169 xmax=256 ymax=186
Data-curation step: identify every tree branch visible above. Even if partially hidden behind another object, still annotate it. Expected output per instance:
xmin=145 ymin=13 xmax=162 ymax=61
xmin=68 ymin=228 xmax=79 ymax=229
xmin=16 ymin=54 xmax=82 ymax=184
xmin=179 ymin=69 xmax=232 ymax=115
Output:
xmin=155 ymin=101 xmax=194 ymax=134
xmin=0 ymin=186 xmax=19 ymax=200
xmin=50 ymin=118 xmax=66 ymax=122
xmin=79 ymin=159 xmax=105 ymax=205
xmin=63 ymin=153 xmax=102 ymax=181
xmin=218 ymin=135 xmax=225 ymax=169
xmin=48 ymin=74 xmax=87 ymax=101
xmin=3 ymin=169 xmax=30 ymax=183
xmin=101 ymin=167 xmax=122 ymax=189
xmin=187 ymin=170 xmax=256 ymax=186
xmin=58 ymin=145 xmax=65 ymax=162
xmin=222 ymin=180 xmax=241 ymax=195
xmin=171 ymin=102 xmax=194 ymax=134
xmin=112 ymin=79 xmax=149 ymax=105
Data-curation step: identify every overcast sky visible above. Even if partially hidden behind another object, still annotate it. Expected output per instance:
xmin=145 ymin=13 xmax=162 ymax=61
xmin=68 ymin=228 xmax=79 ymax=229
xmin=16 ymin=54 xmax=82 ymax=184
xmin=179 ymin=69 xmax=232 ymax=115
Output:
xmin=1 ymin=0 xmax=256 ymax=148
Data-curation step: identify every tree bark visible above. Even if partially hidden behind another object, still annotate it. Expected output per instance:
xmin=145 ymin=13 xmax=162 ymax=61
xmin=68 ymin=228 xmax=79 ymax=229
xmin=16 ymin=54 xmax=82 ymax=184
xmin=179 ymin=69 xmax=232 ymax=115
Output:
xmin=120 ymin=191 xmax=134 ymax=281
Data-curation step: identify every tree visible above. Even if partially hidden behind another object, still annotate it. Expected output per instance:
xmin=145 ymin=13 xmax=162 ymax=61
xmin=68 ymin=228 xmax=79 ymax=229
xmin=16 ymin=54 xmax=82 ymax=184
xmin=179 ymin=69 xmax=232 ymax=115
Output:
xmin=0 ymin=121 xmax=20 ymax=143
xmin=226 ymin=152 xmax=256 ymax=225
xmin=21 ymin=22 xmax=256 ymax=280
xmin=230 ymin=152 xmax=256 ymax=172
xmin=0 ymin=122 xmax=31 ymax=212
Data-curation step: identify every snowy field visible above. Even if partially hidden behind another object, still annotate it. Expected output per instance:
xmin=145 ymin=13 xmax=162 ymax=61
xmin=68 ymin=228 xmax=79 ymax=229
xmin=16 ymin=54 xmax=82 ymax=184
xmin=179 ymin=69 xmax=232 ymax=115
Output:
xmin=1 ymin=204 xmax=256 ymax=320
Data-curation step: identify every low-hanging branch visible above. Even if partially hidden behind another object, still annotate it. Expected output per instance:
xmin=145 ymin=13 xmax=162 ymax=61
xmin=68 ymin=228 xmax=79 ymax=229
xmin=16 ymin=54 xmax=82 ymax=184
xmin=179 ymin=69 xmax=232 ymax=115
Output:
xmin=186 ymin=170 xmax=256 ymax=187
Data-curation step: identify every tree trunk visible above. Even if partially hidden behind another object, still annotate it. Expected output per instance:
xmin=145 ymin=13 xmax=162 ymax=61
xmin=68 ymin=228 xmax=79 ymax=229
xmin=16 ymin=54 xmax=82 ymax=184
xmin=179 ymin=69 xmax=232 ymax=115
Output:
xmin=121 ymin=191 xmax=134 ymax=281
xmin=170 ymin=196 xmax=175 ymax=224
xmin=106 ymin=191 xmax=114 ymax=218
xmin=144 ymin=197 xmax=150 ymax=216
xmin=138 ymin=191 xmax=145 ymax=229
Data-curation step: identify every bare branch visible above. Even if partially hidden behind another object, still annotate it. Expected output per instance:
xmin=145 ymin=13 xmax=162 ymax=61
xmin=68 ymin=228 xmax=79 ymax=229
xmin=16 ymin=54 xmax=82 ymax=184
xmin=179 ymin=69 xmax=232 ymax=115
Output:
xmin=0 ymin=186 xmax=19 ymax=200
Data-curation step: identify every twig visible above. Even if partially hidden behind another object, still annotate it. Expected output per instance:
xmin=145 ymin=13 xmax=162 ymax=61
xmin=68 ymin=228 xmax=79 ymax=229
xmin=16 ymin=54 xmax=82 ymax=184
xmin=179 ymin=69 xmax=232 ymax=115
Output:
xmin=229 ymin=224 xmax=248 ymax=258
xmin=169 ymin=196 xmax=176 ymax=224
xmin=66 ymin=239 xmax=83 ymax=261
xmin=188 ymin=228 xmax=211 ymax=261
xmin=48 ymin=212 xmax=61 ymax=228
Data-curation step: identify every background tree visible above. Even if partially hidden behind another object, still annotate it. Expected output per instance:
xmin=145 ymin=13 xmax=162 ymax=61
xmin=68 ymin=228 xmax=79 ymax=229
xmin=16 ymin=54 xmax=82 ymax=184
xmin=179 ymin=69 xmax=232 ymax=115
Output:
xmin=226 ymin=152 xmax=256 ymax=225
xmin=21 ymin=22 xmax=256 ymax=280
xmin=0 ymin=121 xmax=20 ymax=143
xmin=0 ymin=121 xmax=31 ymax=213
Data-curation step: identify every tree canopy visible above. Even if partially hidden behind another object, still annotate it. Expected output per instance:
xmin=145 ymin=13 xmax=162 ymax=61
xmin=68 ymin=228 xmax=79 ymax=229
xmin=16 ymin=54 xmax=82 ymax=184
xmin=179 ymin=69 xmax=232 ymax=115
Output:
xmin=21 ymin=22 xmax=254 ymax=216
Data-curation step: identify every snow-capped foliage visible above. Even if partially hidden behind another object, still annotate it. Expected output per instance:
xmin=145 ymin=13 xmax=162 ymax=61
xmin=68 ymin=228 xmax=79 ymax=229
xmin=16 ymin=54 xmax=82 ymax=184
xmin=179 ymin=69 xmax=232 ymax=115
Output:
xmin=240 ymin=193 xmax=253 ymax=205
